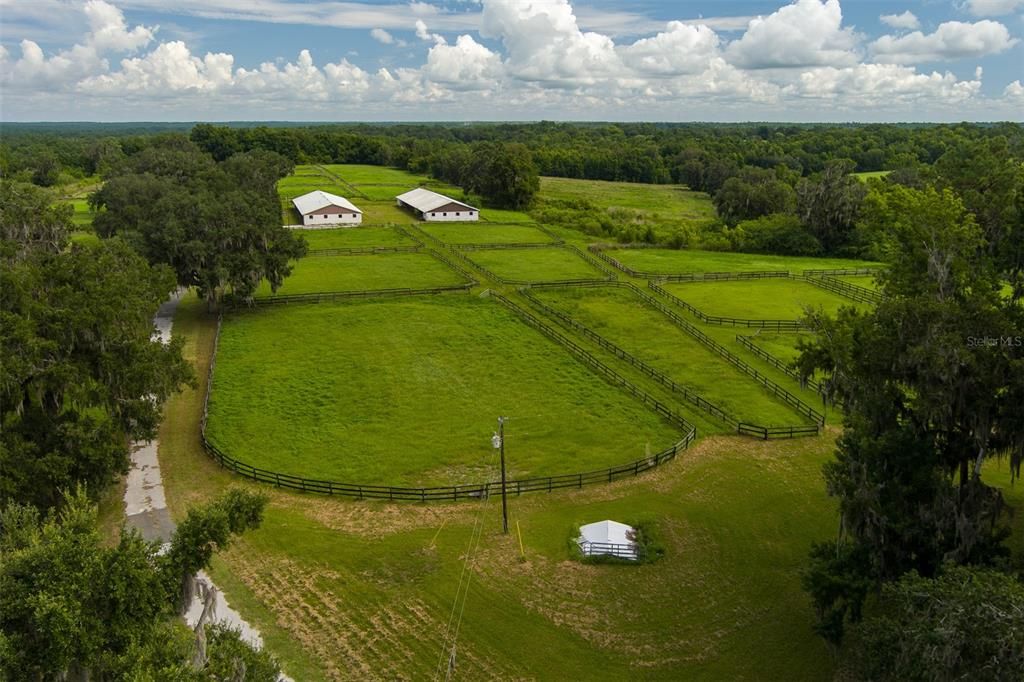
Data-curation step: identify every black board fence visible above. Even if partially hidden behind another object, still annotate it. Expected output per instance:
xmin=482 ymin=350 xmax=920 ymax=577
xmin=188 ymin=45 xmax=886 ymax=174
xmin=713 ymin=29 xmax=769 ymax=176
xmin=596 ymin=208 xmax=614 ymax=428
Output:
xmin=734 ymin=334 xmax=822 ymax=393
xmin=647 ymin=281 xmax=804 ymax=331
xmin=306 ymin=225 xmax=425 ymax=257
xmin=199 ymin=296 xmax=697 ymax=500
xmin=523 ymin=282 xmax=821 ymax=438
xmin=527 ymin=280 xmax=824 ymax=429
xmin=801 ymin=274 xmax=882 ymax=304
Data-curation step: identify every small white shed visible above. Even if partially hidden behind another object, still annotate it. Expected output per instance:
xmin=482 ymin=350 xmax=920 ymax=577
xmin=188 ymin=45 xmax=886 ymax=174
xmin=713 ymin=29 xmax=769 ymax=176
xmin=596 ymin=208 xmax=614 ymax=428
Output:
xmin=395 ymin=187 xmax=479 ymax=222
xmin=577 ymin=520 xmax=639 ymax=560
xmin=292 ymin=190 xmax=363 ymax=227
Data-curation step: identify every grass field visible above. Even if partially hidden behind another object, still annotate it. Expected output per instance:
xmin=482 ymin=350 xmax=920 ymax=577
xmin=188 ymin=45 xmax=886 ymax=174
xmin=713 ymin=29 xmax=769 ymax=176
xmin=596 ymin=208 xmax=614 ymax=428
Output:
xmin=295 ymin=226 xmax=415 ymax=251
xmin=745 ymin=332 xmax=807 ymax=364
xmin=157 ymin=292 xmax=842 ymax=680
xmin=853 ymin=170 xmax=891 ymax=181
xmin=540 ymin=176 xmax=715 ymax=223
xmin=205 ymin=296 xmax=681 ymax=485
xmin=610 ymin=248 xmax=881 ymax=274
xmin=658 ymin=279 xmax=865 ymax=320
xmin=466 ymin=247 xmax=608 ymax=282
xmin=532 ymin=286 xmax=816 ymax=428
xmin=254 ymin=253 xmax=464 ymax=297
xmin=421 ymin=222 xmax=555 ymax=245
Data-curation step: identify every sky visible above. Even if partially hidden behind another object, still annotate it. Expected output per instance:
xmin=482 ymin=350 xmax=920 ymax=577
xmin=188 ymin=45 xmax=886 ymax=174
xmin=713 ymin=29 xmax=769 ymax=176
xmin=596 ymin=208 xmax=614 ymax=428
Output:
xmin=1 ymin=0 xmax=1022 ymax=122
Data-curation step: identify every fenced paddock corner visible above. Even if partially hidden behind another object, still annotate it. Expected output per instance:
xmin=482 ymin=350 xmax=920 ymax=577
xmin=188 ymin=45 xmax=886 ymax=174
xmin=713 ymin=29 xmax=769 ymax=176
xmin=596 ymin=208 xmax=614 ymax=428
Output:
xmin=521 ymin=282 xmax=823 ymax=439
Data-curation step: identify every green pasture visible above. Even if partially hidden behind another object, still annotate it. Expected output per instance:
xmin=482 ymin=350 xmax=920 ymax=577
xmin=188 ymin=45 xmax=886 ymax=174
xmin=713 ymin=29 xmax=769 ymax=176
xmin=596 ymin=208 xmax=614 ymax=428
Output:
xmin=466 ymin=247 xmax=608 ymax=282
xmin=160 ymin=292 xmax=840 ymax=680
xmin=532 ymin=286 xmax=816 ymax=427
xmin=321 ymin=163 xmax=434 ymax=186
xmin=658 ymin=278 xmax=865 ymax=320
xmin=610 ymin=248 xmax=881 ymax=275
xmin=539 ymin=176 xmax=715 ymax=222
xmin=254 ymin=253 xmax=464 ymax=297
xmin=295 ymin=226 xmax=415 ymax=251
xmin=421 ymin=222 xmax=554 ymax=245
xmin=745 ymin=333 xmax=806 ymax=364
xmin=205 ymin=296 xmax=681 ymax=485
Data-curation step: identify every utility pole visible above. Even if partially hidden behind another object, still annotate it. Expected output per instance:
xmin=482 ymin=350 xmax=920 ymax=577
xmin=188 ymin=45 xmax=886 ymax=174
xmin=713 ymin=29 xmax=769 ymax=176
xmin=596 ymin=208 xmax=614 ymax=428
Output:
xmin=497 ymin=417 xmax=509 ymax=534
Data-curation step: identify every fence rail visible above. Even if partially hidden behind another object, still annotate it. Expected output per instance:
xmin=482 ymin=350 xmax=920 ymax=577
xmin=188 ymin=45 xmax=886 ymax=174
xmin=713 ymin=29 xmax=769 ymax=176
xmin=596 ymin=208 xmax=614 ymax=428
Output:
xmin=523 ymin=282 xmax=823 ymax=436
xmin=307 ymin=244 xmax=423 ymax=256
xmin=801 ymin=274 xmax=883 ymax=304
xmin=734 ymin=334 xmax=822 ymax=392
xmin=579 ymin=541 xmax=639 ymax=560
xmin=521 ymin=288 xmax=740 ymax=428
xmin=199 ymin=295 xmax=698 ymax=500
xmin=647 ymin=281 xmax=803 ymax=330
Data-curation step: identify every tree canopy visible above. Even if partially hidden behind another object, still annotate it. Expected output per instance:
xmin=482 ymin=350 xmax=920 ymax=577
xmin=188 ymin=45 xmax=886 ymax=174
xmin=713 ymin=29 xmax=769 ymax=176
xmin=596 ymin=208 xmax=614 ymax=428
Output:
xmin=91 ymin=141 xmax=306 ymax=307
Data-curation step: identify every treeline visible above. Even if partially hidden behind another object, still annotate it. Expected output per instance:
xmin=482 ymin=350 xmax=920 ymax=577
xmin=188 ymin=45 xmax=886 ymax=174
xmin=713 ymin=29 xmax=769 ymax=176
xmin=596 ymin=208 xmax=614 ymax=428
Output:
xmin=0 ymin=138 xmax=304 ymax=678
xmin=5 ymin=120 xmax=1021 ymax=187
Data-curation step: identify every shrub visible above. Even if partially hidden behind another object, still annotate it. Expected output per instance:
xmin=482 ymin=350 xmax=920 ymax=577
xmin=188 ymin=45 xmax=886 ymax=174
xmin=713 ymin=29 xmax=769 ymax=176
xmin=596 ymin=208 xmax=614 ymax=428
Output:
xmin=734 ymin=213 xmax=822 ymax=255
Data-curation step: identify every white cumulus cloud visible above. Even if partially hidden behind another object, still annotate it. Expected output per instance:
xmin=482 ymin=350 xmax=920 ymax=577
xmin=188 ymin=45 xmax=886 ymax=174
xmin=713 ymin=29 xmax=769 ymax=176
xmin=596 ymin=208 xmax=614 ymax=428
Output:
xmin=619 ymin=21 xmax=720 ymax=75
xmin=423 ymin=34 xmax=502 ymax=89
xmin=870 ymin=20 xmax=1016 ymax=63
xmin=725 ymin=0 xmax=861 ymax=69
xmin=370 ymin=28 xmax=395 ymax=44
xmin=964 ymin=0 xmax=1024 ymax=16
xmin=792 ymin=63 xmax=982 ymax=104
xmin=879 ymin=11 xmax=920 ymax=30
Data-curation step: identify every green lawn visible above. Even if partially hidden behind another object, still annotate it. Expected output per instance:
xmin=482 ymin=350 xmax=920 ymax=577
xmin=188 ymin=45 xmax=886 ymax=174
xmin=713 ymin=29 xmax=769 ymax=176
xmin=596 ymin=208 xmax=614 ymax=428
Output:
xmin=205 ymin=296 xmax=681 ymax=485
xmin=466 ymin=247 xmax=608 ymax=282
xmin=295 ymin=226 xmax=415 ymax=251
xmin=422 ymin=223 xmax=554 ymax=245
xmin=321 ymin=164 xmax=434 ymax=185
xmin=157 ymin=292 xmax=839 ymax=680
xmin=532 ymin=286 xmax=817 ymax=427
xmin=658 ymin=279 xmax=865 ymax=320
xmin=539 ymin=176 xmax=715 ymax=223
xmin=255 ymin=253 xmax=464 ymax=297
xmin=479 ymin=207 xmax=534 ymax=223
xmin=611 ymin=248 xmax=882 ymax=275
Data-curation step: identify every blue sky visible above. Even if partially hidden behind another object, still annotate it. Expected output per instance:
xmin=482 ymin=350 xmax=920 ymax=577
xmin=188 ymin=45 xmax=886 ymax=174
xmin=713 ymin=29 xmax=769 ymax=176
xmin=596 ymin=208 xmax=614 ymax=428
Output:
xmin=2 ymin=0 xmax=1022 ymax=121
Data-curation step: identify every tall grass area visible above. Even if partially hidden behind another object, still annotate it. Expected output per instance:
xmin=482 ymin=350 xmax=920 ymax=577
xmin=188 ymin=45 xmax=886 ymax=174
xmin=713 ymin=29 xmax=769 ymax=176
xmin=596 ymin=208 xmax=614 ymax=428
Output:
xmin=160 ymin=292 xmax=838 ymax=680
xmin=253 ymin=253 xmax=466 ymax=297
xmin=466 ymin=247 xmax=608 ymax=282
xmin=658 ymin=279 xmax=867 ymax=319
xmin=610 ymin=248 xmax=881 ymax=274
xmin=205 ymin=295 xmax=682 ymax=485
xmin=532 ymin=286 xmax=817 ymax=427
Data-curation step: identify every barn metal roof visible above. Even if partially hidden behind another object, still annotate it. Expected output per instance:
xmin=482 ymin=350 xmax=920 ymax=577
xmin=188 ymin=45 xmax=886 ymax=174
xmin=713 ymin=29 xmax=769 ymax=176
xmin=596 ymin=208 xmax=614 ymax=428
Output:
xmin=578 ymin=520 xmax=635 ymax=545
xmin=395 ymin=187 xmax=477 ymax=213
xmin=292 ymin=190 xmax=362 ymax=215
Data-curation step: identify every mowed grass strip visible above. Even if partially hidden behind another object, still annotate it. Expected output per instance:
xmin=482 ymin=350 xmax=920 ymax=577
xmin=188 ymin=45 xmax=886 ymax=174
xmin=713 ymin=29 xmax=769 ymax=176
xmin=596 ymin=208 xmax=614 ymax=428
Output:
xmin=255 ymin=253 xmax=464 ymax=297
xmin=532 ymin=286 xmax=814 ymax=427
xmin=658 ymin=278 xmax=866 ymax=320
xmin=296 ymin=226 xmax=415 ymax=251
xmin=421 ymin=222 xmax=553 ymax=245
xmin=467 ymin=247 xmax=607 ymax=282
xmin=539 ymin=176 xmax=715 ymax=222
xmin=205 ymin=296 xmax=681 ymax=485
xmin=611 ymin=248 xmax=881 ymax=274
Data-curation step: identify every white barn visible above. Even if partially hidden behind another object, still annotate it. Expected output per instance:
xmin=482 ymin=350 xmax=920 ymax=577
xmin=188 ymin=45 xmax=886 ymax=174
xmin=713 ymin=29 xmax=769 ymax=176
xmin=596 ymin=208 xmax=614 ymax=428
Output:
xmin=292 ymin=190 xmax=363 ymax=227
xmin=577 ymin=520 xmax=639 ymax=560
xmin=395 ymin=188 xmax=479 ymax=222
